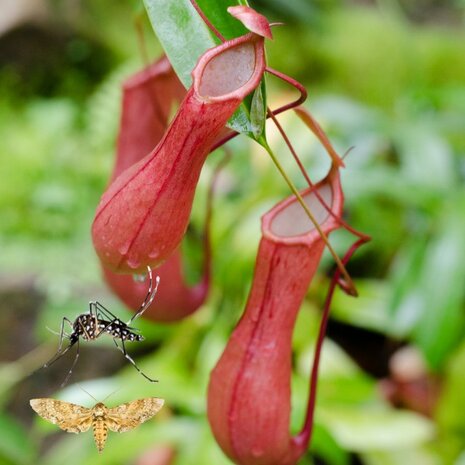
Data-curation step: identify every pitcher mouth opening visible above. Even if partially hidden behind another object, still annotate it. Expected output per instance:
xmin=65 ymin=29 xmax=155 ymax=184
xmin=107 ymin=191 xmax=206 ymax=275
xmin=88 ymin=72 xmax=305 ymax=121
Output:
xmin=262 ymin=169 xmax=343 ymax=245
xmin=193 ymin=33 xmax=265 ymax=102
xmin=270 ymin=183 xmax=333 ymax=238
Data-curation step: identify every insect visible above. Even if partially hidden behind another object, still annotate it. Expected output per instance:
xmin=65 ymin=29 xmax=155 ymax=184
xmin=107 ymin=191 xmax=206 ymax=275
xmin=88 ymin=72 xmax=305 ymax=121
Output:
xmin=44 ymin=266 xmax=160 ymax=386
xmin=30 ymin=397 xmax=164 ymax=453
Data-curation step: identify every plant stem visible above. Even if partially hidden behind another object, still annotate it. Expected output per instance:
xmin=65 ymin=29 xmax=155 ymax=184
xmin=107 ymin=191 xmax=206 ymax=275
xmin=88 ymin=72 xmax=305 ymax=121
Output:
xmin=189 ymin=0 xmax=225 ymax=42
xmin=296 ymin=237 xmax=368 ymax=447
xmin=0 ymin=344 xmax=55 ymax=405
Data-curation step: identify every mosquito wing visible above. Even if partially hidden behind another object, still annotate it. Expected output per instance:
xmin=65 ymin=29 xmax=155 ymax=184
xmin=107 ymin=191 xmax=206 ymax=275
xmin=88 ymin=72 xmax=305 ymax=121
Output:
xmin=105 ymin=398 xmax=164 ymax=433
xmin=30 ymin=398 xmax=93 ymax=433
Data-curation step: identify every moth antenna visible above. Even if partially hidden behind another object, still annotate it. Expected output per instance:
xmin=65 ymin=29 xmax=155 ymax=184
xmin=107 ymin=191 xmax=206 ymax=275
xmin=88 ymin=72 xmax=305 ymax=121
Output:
xmin=77 ymin=385 xmax=98 ymax=403
xmin=102 ymin=388 xmax=121 ymax=403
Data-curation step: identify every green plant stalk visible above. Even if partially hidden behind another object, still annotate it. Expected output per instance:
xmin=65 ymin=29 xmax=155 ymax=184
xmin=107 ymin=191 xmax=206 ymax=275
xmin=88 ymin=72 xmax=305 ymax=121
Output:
xmin=0 ymin=344 xmax=53 ymax=407
xmin=262 ymin=141 xmax=357 ymax=296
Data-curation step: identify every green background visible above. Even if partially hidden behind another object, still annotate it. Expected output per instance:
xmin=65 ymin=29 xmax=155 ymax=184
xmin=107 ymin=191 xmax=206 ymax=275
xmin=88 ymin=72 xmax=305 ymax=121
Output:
xmin=0 ymin=0 xmax=464 ymax=464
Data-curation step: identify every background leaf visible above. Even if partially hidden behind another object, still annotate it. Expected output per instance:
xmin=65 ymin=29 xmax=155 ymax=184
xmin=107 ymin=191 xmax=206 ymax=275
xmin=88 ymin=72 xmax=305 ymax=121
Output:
xmin=0 ymin=414 xmax=36 ymax=465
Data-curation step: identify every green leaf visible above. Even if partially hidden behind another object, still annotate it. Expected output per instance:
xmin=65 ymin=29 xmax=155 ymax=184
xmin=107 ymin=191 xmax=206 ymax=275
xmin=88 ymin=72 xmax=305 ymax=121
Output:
xmin=250 ymin=85 xmax=266 ymax=139
xmin=41 ymin=417 xmax=201 ymax=465
xmin=394 ymin=123 xmax=455 ymax=189
xmin=143 ymin=0 xmax=268 ymax=140
xmin=318 ymin=407 xmax=435 ymax=452
xmin=331 ymin=279 xmax=392 ymax=334
xmin=143 ymin=0 xmax=216 ymax=88
xmin=361 ymin=447 xmax=440 ymax=465
xmin=435 ymin=340 xmax=465 ymax=463
xmin=196 ymin=0 xmax=250 ymax=40
xmin=310 ymin=422 xmax=351 ymax=465
xmin=388 ymin=236 xmax=430 ymax=336
xmin=0 ymin=414 xmax=36 ymax=465
xmin=458 ymin=452 xmax=465 ymax=465
xmin=411 ymin=195 xmax=465 ymax=368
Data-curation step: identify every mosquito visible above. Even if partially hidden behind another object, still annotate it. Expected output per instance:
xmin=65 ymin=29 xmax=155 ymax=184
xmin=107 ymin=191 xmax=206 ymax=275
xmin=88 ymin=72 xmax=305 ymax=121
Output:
xmin=44 ymin=267 xmax=160 ymax=386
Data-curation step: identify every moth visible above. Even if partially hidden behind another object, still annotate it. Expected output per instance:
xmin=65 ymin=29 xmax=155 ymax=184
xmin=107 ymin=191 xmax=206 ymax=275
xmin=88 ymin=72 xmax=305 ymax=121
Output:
xmin=44 ymin=266 xmax=160 ymax=386
xmin=30 ymin=397 xmax=164 ymax=452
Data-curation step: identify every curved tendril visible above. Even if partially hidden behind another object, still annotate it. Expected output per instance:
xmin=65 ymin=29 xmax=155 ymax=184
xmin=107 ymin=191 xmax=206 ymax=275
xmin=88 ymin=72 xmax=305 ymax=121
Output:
xmin=296 ymin=237 xmax=369 ymax=447
xmin=268 ymin=110 xmax=369 ymax=243
xmin=293 ymin=107 xmax=344 ymax=168
xmin=209 ymin=70 xmax=307 ymax=150
xmin=267 ymin=109 xmax=314 ymax=187
xmin=210 ymin=66 xmax=309 ymax=151
xmin=210 ymin=129 xmax=236 ymax=152
xmin=266 ymin=67 xmax=308 ymax=115
xmin=263 ymin=142 xmax=358 ymax=296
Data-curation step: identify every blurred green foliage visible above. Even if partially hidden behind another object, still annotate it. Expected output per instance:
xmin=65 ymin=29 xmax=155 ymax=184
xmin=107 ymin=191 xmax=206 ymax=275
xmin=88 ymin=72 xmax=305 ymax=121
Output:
xmin=0 ymin=0 xmax=464 ymax=464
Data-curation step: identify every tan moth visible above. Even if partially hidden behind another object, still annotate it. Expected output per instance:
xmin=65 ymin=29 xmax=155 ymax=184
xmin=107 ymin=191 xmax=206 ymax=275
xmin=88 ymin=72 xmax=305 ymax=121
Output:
xmin=30 ymin=397 xmax=164 ymax=452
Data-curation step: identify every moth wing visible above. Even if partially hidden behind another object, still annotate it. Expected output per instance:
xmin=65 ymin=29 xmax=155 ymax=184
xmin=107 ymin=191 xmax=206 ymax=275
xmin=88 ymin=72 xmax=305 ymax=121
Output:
xmin=106 ymin=398 xmax=164 ymax=433
xmin=30 ymin=398 xmax=93 ymax=433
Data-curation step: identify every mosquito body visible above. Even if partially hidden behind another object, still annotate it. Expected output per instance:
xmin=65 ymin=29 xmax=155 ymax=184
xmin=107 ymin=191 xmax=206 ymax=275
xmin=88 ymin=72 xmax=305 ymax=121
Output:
xmin=44 ymin=267 xmax=159 ymax=386
xmin=72 ymin=312 xmax=143 ymax=343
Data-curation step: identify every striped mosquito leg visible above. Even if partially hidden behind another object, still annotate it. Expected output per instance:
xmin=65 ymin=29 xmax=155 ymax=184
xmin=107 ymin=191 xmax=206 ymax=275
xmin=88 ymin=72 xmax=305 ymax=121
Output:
xmin=92 ymin=301 xmax=119 ymax=321
xmin=43 ymin=317 xmax=75 ymax=368
xmin=113 ymin=338 xmax=158 ymax=383
xmin=61 ymin=338 xmax=80 ymax=387
xmin=128 ymin=268 xmax=160 ymax=324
